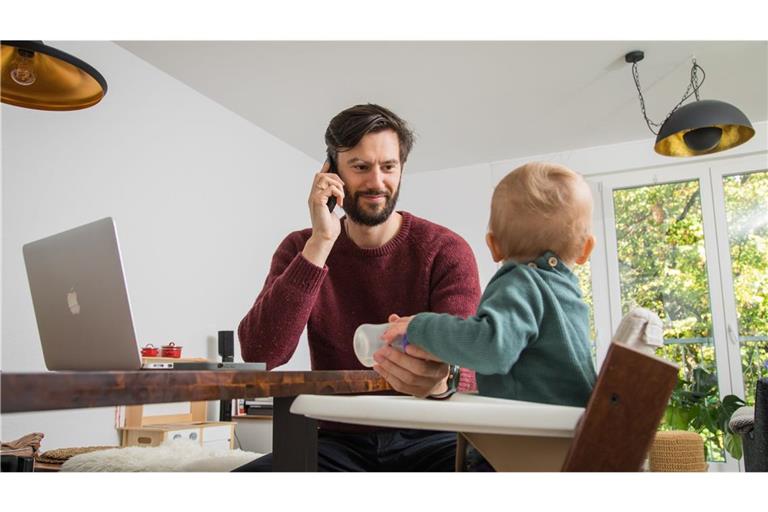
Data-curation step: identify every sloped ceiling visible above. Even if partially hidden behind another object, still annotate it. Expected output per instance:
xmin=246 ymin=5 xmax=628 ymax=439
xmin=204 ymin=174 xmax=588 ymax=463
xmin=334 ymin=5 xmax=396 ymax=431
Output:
xmin=119 ymin=41 xmax=768 ymax=173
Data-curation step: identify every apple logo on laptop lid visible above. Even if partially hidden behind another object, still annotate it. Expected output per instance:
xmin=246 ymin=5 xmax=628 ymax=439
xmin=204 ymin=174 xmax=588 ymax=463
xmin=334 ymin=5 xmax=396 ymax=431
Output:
xmin=67 ymin=288 xmax=81 ymax=315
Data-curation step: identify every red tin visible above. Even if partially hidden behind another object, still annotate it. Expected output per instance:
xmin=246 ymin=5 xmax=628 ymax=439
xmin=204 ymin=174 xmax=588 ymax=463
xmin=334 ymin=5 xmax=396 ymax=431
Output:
xmin=140 ymin=344 xmax=159 ymax=357
xmin=160 ymin=342 xmax=182 ymax=358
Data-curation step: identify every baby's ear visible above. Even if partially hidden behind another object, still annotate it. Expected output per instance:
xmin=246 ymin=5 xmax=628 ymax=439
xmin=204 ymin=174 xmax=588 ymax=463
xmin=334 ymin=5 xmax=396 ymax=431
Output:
xmin=486 ymin=232 xmax=504 ymax=263
xmin=575 ymin=235 xmax=596 ymax=265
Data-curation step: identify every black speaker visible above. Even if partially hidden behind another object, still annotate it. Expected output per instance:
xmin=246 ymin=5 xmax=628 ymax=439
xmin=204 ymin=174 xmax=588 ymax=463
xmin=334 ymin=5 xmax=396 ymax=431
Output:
xmin=218 ymin=330 xmax=234 ymax=362
xmin=218 ymin=330 xmax=235 ymax=421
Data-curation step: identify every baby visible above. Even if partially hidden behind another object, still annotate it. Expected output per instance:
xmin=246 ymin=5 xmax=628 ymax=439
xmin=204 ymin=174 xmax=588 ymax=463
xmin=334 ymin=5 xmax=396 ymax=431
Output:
xmin=380 ymin=162 xmax=597 ymax=407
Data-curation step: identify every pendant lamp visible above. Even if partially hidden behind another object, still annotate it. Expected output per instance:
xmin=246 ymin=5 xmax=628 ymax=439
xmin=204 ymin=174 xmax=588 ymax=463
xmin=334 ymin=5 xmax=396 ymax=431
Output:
xmin=625 ymin=50 xmax=754 ymax=157
xmin=1 ymin=40 xmax=107 ymax=111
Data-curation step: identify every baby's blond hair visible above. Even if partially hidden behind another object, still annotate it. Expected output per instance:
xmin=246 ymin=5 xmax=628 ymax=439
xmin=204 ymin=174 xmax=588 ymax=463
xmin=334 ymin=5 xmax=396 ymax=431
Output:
xmin=489 ymin=162 xmax=593 ymax=263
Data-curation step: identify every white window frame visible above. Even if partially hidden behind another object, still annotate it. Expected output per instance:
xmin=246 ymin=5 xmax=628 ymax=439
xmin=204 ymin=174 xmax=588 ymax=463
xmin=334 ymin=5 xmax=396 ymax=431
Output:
xmin=708 ymin=154 xmax=768 ymax=403
xmin=584 ymin=179 xmax=613 ymax=365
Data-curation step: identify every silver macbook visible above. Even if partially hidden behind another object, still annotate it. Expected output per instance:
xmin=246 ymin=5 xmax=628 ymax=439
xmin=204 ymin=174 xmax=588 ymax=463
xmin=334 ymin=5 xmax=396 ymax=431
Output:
xmin=23 ymin=217 xmax=265 ymax=371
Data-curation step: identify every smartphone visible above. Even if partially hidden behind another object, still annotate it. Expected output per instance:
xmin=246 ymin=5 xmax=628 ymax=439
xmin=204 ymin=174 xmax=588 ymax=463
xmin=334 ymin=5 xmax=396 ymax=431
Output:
xmin=326 ymin=153 xmax=338 ymax=213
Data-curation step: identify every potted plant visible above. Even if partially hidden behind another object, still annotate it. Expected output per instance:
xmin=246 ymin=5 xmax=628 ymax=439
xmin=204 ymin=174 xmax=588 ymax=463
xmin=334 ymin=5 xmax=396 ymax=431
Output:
xmin=663 ymin=365 xmax=747 ymax=460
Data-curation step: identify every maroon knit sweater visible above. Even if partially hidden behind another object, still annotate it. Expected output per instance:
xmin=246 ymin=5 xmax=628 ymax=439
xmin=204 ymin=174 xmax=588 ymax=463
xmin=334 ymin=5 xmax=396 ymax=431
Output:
xmin=238 ymin=211 xmax=481 ymax=399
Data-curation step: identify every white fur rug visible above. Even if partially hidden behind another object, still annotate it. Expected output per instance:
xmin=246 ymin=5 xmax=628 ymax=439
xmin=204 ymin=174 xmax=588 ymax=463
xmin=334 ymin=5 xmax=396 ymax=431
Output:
xmin=61 ymin=440 xmax=261 ymax=472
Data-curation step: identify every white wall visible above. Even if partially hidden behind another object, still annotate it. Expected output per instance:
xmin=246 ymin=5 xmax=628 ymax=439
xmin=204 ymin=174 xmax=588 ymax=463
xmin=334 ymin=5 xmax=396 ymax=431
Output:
xmin=1 ymin=42 xmax=317 ymax=449
xmin=399 ymin=163 xmax=498 ymax=287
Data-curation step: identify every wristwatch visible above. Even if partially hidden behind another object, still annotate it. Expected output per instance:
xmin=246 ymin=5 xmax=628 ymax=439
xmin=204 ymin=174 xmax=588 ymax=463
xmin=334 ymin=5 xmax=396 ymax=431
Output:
xmin=428 ymin=364 xmax=460 ymax=400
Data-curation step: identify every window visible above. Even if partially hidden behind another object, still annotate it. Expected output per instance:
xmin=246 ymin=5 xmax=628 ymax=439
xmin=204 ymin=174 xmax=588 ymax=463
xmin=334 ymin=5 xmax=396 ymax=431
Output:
xmin=594 ymin=154 xmax=768 ymax=469
xmin=719 ymin=169 xmax=768 ymax=405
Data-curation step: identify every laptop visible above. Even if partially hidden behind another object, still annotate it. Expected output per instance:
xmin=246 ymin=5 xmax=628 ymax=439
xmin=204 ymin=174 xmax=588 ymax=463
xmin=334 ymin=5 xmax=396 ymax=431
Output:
xmin=22 ymin=217 xmax=265 ymax=371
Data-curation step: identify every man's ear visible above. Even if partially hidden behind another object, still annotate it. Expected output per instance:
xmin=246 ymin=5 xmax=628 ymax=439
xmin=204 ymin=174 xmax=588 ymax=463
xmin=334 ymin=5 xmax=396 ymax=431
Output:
xmin=486 ymin=232 xmax=504 ymax=263
xmin=575 ymin=235 xmax=596 ymax=265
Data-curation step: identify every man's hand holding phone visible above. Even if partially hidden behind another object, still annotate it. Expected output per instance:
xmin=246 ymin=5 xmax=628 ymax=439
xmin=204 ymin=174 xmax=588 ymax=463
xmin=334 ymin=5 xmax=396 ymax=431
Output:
xmin=302 ymin=160 xmax=345 ymax=268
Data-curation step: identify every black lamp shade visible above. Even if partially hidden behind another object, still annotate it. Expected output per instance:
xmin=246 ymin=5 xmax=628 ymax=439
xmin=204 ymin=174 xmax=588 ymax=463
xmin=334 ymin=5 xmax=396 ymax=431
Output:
xmin=654 ymin=99 xmax=754 ymax=157
xmin=1 ymin=40 xmax=107 ymax=111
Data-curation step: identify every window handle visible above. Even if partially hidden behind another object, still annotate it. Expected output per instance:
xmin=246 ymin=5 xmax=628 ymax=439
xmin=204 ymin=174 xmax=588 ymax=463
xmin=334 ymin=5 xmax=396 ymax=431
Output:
xmin=726 ymin=325 xmax=739 ymax=346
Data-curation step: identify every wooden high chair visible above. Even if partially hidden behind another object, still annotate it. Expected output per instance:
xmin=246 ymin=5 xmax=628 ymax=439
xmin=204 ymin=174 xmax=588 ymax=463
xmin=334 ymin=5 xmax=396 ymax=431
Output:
xmin=290 ymin=342 xmax=678 ymax=472
xmin=455 ymin=342 xmax=678 ymax=471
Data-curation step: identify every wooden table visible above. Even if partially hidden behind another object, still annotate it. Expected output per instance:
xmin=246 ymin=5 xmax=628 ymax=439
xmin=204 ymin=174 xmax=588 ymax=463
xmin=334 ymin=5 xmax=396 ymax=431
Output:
xmin=0 ymin=370 xmax=391 ymax=471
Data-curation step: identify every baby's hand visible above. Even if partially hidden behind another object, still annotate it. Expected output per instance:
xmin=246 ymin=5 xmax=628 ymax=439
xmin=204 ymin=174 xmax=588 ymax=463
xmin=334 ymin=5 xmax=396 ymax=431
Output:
xmin=381 ymin=313 xmax=412 ymax=343
xmin=383 ymin=314 xmax=443 ymax=363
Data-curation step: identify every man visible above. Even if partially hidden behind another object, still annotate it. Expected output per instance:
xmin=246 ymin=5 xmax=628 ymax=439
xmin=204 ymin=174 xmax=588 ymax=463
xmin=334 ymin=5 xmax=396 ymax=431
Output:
xmin=235 ymin=104 xmax=481 ymax=471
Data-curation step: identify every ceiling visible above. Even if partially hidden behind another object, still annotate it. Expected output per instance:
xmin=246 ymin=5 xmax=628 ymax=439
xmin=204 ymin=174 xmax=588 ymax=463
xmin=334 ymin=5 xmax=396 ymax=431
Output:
xmin=118 ymin=41 xmax=768 ymax=173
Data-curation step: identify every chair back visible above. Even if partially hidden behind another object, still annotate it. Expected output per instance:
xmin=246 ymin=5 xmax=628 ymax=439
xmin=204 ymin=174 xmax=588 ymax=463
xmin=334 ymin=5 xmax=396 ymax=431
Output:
xmin=561 ymin=342 xmax=678 ymax=471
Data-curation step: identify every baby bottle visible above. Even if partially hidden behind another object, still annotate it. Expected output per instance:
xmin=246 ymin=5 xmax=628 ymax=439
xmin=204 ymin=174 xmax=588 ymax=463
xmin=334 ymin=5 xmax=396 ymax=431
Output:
xmin=353 ymin=323 xmax=408 ymax=367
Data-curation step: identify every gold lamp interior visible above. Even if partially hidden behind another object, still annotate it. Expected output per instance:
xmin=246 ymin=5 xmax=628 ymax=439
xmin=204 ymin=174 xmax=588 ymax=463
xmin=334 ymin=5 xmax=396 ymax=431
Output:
xmin=1 ymin=43 xmax=106 ymax=111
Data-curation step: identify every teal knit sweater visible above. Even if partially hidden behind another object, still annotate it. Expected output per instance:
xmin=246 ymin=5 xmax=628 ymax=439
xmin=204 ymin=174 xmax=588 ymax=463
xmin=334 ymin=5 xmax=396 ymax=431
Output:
xmin=407 ymin=251 xmax=596 ymax=407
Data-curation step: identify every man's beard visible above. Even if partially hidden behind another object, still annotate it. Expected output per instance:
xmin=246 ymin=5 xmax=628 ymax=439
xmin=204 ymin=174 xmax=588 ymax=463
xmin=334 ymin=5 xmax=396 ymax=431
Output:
xmin=343 ymin=184 xmax=400 ymax=226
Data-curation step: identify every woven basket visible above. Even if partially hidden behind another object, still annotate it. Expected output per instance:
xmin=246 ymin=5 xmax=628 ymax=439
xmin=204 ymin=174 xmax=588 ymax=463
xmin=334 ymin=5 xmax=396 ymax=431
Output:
xmin=649 ymin=431 xmax=708 ymax=472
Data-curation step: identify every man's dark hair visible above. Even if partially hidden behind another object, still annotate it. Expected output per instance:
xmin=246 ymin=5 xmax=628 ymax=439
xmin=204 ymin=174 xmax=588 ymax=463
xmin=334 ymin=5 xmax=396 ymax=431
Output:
xmin=325 ymin=104 xmax=415 ymax=167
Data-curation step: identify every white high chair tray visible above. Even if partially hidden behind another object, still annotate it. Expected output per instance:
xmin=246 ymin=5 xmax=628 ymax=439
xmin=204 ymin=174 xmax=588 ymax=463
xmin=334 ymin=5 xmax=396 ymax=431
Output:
xmin=290 ymin=393 xmax=584 ymax=438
